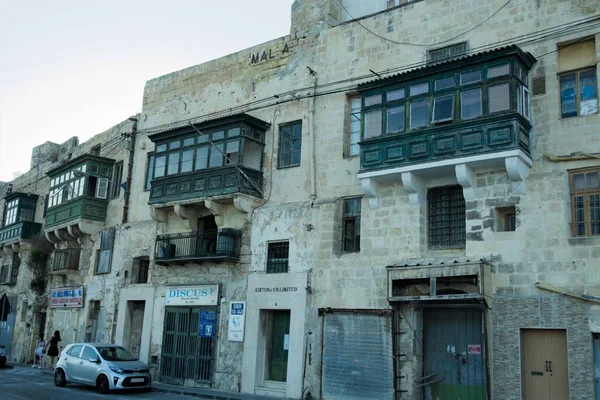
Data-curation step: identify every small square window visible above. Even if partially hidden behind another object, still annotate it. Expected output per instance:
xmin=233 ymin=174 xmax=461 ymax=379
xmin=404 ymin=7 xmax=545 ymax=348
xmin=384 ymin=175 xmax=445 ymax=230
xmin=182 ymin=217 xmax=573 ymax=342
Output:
xmin=495 ymin=206 xmax=516 ymax=232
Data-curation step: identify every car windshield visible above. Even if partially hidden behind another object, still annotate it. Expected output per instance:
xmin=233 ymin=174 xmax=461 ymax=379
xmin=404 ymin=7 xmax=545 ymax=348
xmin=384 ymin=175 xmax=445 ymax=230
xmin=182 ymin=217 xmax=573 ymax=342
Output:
xmin=95 ymin=346 xmax=137 ymax=361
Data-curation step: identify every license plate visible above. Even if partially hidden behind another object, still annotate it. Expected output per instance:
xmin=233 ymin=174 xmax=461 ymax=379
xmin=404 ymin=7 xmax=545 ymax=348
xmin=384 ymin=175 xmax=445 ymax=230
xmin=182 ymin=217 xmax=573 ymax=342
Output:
xmin=131 ymin=378 xmax=145 ymax=383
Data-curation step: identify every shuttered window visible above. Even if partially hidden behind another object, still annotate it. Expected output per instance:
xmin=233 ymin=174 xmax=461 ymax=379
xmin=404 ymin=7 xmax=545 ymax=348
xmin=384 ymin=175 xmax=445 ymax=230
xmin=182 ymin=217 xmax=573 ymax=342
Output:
xmin=96 ymin=228 xmax=115 ymax=274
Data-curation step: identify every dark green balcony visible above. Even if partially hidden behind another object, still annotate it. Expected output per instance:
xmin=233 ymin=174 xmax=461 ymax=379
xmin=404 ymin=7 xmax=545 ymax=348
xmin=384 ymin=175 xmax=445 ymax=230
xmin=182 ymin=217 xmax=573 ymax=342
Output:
xmin=44 ymin=154 xmax=114 ymax=237
xmin=0 ymin=221 xmax=42 ymax=247
xmin=359 ymin=114 xmax=531 ymax=172
xmin=149 ymin=165 xmax=262 ymax=204
xmin=45 ymin=197 xmax=109 ymax=229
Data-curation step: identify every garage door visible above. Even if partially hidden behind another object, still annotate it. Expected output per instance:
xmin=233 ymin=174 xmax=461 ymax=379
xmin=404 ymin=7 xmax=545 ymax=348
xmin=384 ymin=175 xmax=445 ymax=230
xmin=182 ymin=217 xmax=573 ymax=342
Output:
xmin=321 ymin=311 xmax=393 ymax=400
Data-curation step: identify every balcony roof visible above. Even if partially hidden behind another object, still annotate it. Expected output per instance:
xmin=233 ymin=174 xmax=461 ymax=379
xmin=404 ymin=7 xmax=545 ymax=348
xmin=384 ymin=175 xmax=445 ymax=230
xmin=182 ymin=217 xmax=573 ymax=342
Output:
xmin=358 ymin=44 xmax=537 ymax=91
xmin=148 ymin=113 xmax=271 ymax=141
xmin=4 ymin=191 xmax=38 ymax=202
xmin=46 ymin=153 xmax=116 ymax=177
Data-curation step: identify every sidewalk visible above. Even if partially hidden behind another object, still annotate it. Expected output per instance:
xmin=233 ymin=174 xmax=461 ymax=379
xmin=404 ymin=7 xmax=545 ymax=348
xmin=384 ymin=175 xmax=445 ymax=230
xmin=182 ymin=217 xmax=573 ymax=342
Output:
xmin=18 ymin=362 xmax=277 ymax=400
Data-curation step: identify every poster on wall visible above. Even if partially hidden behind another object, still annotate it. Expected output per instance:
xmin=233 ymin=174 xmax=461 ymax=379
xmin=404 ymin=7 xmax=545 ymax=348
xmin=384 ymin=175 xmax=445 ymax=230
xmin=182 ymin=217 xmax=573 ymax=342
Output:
xmin=227 ymin=301 xmax=246 ymax=342
xmin=198 ymin=311 xmax=216 ymax=337
xmin=50 ymin=287 xmax=84 ymax=308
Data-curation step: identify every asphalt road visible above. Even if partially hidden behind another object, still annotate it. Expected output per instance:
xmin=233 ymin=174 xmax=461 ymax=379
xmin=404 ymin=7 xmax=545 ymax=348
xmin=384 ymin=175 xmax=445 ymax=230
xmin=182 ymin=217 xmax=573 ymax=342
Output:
xmin=0 ymin=365 xmax=195 ymax=400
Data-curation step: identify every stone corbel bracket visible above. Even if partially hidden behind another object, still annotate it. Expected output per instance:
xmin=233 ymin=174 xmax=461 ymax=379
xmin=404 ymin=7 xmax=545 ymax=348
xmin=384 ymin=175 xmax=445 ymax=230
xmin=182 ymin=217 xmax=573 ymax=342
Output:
xmin=455 ymin=163 xmax=476 ymax=201
xmin=401 ymin=172 xmax=426 ymax=207
xmin=204 ymin=200 xmax=226 ymax=227
xmin=174 ymin=204 xmax=201 ymax=231
xmin=150 ymin=206 xmax=168 ymax=222
xmin=233 ymin=195 xmax=262 ymax=218
xmin=505 ymin=156 xmax=531 ymax=195
xmin=361 ymin=177 xmax=381 ymax=210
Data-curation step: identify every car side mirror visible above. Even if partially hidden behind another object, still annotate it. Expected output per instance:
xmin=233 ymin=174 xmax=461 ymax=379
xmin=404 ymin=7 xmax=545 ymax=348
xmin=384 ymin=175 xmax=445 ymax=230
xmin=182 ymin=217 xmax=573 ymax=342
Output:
xmin=89 ymin=357 xmax=101 ymax=364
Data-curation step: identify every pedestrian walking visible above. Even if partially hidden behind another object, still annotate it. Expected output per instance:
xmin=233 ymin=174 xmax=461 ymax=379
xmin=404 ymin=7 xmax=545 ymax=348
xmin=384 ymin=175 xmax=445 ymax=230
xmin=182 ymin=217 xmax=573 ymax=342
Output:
xmin=44 ymin=330 xmax=61 ymax=369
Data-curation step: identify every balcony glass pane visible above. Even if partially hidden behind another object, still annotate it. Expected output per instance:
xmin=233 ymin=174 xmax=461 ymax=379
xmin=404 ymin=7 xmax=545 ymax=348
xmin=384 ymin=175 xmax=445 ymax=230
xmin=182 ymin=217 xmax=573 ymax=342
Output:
xmin=387 ymin=105 xmax=405 ymax=133
xmin=228 ymin=127 xmax=241 ymax=137
xmin=243 ymin=141 xmax=262 ymax=170
xmin=410 ymin=82 xmax=429 ymax=96
xmin=460 ymin=70 xmax=481 ymax=85
xmin=365 ymin=94 xmax=382 ymax=107
xmin=167 ymin=152 xmax=179 ymax=175
xmin=410 ymin=99 xmax=429 ymax=129
xmin=154 ymin=155 xmax=166 ymax=178
xmin=169 ymin=140 xmax=180 ymax=150
xmin=209 ymin=143 xmax=224 ymax=168
xmin=435 ymin=76 xmax=454 ymax=90
xmin=183 ymin=138 xmax=195 ymax=147
xmin=433 ymin=94 xmax=454 ymax=122
xmin=156 ymin=144 xmax=167 ymax=153
xmin=461 ymin=88 xmax=482 ymax=120
xmin=195 ymin=146 xmax=209 ymax=170
xmin=212 ymin=130 xmax=225 ymax=140
xmin=197 ymin=135 xmax=208 ymax=144
xmin=364 ymin=110 xmax=382 ymax=138
xmin=387 ymin=88 xmax=405 ymax=101
xmin=181 ymin=149 xmax=194 ymax=173
xmin=487 ymin=63 xmax=510 ymax=78
xmin=488 ymin=83 xmax=510 ymax=113
xmin=226 ymin=140 xmax=240 ymax=165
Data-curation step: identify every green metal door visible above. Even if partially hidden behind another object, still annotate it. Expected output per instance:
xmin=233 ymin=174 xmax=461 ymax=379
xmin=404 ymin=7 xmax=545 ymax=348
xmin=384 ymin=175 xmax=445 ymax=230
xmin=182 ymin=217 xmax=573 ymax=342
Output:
xmin=161 ymin=307 xmax=216 ymax=386
xmin=423 ymin=308 xmax=487 ymax=400
xmin=269 ymin=310 xmax=290 ymax=382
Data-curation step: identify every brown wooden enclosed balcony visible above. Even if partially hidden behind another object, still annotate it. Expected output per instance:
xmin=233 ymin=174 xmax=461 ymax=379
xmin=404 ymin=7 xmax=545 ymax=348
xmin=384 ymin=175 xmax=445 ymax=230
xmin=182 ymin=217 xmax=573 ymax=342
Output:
xmin=155 ymin=229 xmax=242 ymax=265
xmin=50 ymin=248 xmax=81 ymax=275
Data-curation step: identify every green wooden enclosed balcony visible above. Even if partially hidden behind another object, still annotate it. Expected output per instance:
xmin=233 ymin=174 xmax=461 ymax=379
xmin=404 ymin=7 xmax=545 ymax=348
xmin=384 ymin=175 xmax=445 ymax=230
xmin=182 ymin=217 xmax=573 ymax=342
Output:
xmin=357 ymin=45 xmax=536 ymax=208
xmin=44 ymin=154 xmax=115 ymax=239
xmin=0 ymin=192 xmax=41 ymax=248
xmin=148 ymin=114 xmax=268 ymax=206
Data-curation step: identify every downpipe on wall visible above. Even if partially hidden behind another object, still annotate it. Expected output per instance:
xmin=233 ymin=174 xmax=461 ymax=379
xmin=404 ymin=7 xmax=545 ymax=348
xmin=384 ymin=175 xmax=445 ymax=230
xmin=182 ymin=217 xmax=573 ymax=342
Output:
xmin=122 ymin=116 xmax=138 ymax=224
xmin=308 ymin=68 xmax=317 ymax=202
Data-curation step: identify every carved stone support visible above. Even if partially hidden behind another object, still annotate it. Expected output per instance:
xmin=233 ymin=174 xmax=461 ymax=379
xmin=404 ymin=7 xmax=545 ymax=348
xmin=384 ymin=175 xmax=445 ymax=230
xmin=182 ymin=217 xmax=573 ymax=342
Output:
xmin=505 ymin=156 xmax=531 ymax=195
xmin=401 ymin=172 xmax=426 ymax=207
xmin=204 ymin=200 xmax=226 ymax=227
xmin=360 ymin=178 xmax=381 ymax=210
xmin=45 ymin=230 xmax=60 ymax=244
xmin=455 ymin=163 xmax=476 ymax=201
xmin=150 ymin=207 xmax=167 ymax=222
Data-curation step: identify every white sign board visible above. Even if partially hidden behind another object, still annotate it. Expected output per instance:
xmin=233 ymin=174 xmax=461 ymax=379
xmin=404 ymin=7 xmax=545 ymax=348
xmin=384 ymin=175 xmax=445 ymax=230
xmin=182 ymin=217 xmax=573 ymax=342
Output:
xmin=165 ymin=285 xmax=219 ymax=306
xmin=227 ymin=301 xmax=246 ymax=342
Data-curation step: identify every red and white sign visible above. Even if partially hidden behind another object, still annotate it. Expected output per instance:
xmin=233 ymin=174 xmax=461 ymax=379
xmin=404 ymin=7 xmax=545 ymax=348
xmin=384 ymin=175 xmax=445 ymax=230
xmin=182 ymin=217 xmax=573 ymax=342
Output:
xmin=468 ymin=344 xmax=482 ymax=354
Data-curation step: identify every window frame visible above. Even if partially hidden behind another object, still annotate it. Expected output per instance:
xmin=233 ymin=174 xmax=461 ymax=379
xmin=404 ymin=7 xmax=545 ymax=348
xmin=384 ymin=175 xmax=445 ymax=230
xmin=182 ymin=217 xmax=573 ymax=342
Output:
xmin=266 ymin=241 xmax=290 ymax=273
xmin=111 ymin=161 xmax=123 ymax=199
xmin=559 ymin=67 xmax=598 ymax=119
xmin=277 ymin=121 xmax=302 ymax=169
xmin=569 ymin=167 xmax=600 ymax=237
xmin=342 ymin=197 xmax=362 ymax=253
xmin=345 ymin=95 xmax=362 ymax=157
xmin=144 ymin=152 xmax=155 ymax=191
xmin=427 ymin=185 xmax=466 ymax=249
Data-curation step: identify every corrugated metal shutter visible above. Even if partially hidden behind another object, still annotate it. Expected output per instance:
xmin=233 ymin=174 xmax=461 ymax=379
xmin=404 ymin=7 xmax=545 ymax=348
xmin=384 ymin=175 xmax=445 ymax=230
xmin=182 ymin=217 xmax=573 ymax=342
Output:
xmin=322 ymin=312 xmax=393 ymax=400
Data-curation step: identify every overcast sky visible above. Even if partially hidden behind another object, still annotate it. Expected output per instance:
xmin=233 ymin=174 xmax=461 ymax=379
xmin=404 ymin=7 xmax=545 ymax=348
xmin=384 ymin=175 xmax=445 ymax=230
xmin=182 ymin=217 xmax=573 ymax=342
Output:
xmin=0 ymin=0 xmax=294 ymax=181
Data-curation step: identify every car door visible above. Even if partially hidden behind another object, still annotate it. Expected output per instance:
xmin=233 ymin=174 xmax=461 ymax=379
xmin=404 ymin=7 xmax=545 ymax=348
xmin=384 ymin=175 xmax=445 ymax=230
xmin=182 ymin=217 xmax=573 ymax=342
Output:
xmin=79 ymin=346 xmax=101 ymax=384
xmin=63 ymin=344 xmax=84 ymax=381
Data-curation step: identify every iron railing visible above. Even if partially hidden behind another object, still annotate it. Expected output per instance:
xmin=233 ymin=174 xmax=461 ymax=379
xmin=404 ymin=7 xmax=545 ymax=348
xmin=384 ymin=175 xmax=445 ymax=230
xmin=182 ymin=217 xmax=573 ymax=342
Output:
xmin=155 ymin=229 xmax=242 ymax=264
xmin=51 ymin=248 xmax=81 ymax=272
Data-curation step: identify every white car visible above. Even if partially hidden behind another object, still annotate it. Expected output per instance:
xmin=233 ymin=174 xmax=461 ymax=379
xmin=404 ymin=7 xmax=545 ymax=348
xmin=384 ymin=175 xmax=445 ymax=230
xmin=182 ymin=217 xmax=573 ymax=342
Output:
xmin=54 ymin=343 xmax=151 ymax=393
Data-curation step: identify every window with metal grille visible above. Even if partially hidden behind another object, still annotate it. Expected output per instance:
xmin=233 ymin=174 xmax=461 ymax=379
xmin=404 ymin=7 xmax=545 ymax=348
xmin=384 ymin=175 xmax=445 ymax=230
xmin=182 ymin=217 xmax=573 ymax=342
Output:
xmin=10 ymin=253 xmax=20 ymax=284
xmin=132 ymin=256 xmax=150 ymax=284
xmin=428 ymin=186 xmax=466 ymax=249
xmin=569 ymin=168 xmax=600 ymax=237
xmin=0 ymin=265 xmax=10 ymax=285
xmin=342 ymin=198 xmax=361 ymax=252
xmin=427 ymin=42 xmax=468 ymax=65
xmin=266 ymin=241 xmax=289 ymax=273
xmin=278 ymin=121 xmax=302 ymax=168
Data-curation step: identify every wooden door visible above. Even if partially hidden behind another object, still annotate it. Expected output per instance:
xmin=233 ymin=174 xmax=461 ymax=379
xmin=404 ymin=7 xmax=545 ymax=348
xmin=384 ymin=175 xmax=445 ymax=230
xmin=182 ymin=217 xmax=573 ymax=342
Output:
xmin=268 ymin=310 xmax=290 ymax=382
xmin=129 ymin=302 xmax=145 ymax=358
xmin=522 ymin=329 xmax=569 ymax=400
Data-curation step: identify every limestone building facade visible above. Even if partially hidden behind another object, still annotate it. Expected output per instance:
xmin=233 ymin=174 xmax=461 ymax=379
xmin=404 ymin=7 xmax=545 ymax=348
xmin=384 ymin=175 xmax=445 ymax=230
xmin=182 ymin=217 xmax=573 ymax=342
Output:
xmin=1 ymin=0 xmax=599 ymax=399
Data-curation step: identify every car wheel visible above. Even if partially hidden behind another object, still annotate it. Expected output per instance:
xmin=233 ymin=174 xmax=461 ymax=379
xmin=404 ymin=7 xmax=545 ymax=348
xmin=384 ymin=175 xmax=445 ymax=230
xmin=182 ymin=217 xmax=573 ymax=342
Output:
xmin=96 ymin=374 xmax=110 ymax=394
xmin=54 ymin=369 xmax=67 ymax=387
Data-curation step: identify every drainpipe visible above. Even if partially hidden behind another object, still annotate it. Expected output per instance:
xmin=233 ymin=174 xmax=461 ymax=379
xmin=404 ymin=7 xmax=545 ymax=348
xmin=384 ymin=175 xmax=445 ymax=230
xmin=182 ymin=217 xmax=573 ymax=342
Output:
xmin=308 ymin=68 xmax=318 ymax=201
xmin=122 ymin=116 xmax=138 ymax=224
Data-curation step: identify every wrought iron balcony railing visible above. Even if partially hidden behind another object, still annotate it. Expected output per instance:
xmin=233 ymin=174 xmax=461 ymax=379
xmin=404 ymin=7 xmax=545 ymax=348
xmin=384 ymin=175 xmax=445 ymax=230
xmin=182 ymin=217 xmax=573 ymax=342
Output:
xmin=155 ymin=229 xmax=242 ymax=265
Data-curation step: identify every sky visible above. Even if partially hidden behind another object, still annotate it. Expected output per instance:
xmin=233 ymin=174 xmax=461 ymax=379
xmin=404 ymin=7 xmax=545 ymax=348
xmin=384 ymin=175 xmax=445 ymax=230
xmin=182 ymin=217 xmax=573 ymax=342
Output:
xmin=0 ymin=0 xmax=295 ymax=181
